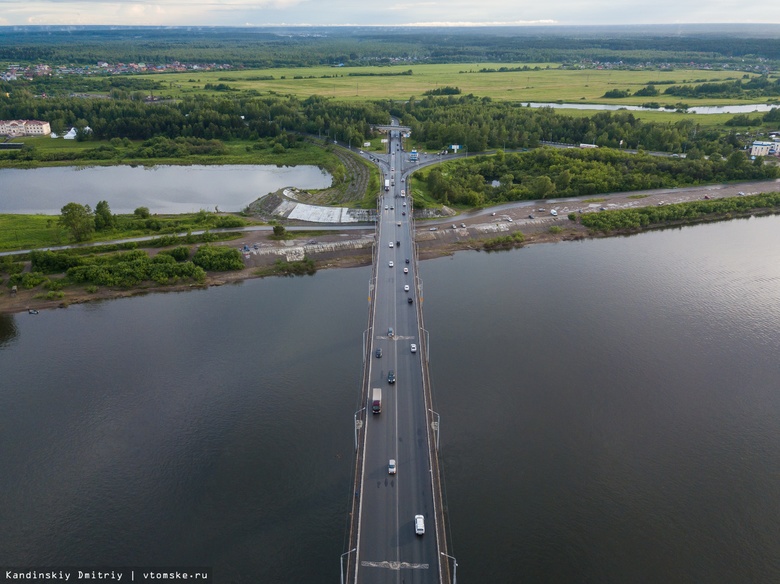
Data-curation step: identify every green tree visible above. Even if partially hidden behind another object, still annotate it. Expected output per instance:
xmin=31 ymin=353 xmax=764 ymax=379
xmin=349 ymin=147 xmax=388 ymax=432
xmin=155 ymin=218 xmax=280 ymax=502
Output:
xmin=531 ymin=175 xmax=556 ymax=198
xmin=273 ymin=225 xmax=286 ymax=237
xmin=94 ymin=200 xmax=115 ymax=231
xmin=134 ymin=207 xmax=151 ymax=219
xmin=59 ymin=203 xmax=95 ymax=242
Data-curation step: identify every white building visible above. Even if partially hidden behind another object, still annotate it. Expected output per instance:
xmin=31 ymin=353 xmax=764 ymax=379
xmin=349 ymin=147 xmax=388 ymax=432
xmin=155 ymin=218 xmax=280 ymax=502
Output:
xmin=750 ymin=141 xmax=776 ymax=157
xmin=0 ymin=119 xmax=52 ymax=137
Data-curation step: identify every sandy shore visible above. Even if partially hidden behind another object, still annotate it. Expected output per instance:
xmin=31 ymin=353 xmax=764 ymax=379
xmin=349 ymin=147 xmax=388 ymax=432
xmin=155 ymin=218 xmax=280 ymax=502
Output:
xmin=3 ymin=179 xmax=779 ymax=315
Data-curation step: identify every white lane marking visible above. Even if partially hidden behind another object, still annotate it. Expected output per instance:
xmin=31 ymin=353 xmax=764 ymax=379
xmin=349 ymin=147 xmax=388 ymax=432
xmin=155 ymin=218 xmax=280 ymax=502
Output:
xmin=360 ymin=561 xmax=429 ymax=570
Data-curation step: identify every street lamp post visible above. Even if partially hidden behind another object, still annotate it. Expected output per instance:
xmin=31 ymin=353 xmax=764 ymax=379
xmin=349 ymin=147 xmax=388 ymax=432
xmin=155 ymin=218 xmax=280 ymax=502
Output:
xmin=341 ymin=548 xmax=356 ymax=584
xmin=441 ymin=552 xmax=458 ymax=584
xmin=429 ymin=409 xmax=440 ymax=451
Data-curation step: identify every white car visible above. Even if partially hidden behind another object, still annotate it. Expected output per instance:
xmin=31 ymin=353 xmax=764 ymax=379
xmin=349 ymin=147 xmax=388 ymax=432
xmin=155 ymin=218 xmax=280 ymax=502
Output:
xmin=389 ymin=261 xmax=394 ymax=268
xmin=404 ymin=285 xmax=410 ymax=292
xmin=410 ymin=344 xmax=417 ymax=353
xmin=388 ymin=459 xmax=396 ymax=474
xmin=550 ymin=209 xmax=558 ymax=216
xmin=414 ymin=515 xmax=425 ymax=535
xmin=403 ymin=268 xmax=408 ymax=274
xmin=389 ymin=242 xmax=394 ymax=248
xmin=384 ymin=205 xmax=388 ymax=210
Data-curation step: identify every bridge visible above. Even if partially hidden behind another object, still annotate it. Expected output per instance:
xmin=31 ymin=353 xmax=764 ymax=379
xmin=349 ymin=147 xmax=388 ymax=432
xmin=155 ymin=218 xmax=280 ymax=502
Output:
xmin=342 ymin=125 xmax=455 ymax=583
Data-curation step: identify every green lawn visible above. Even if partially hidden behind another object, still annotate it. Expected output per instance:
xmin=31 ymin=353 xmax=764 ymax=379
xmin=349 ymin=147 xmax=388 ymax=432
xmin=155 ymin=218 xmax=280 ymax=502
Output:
xmin=0 ymin=214 xmax=65 ymax=251
xmin=140 ymin=63 xmax=768 ymax=108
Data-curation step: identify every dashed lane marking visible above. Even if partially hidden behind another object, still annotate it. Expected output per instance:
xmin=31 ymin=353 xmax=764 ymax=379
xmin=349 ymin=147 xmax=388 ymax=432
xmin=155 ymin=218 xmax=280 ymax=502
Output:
xmin=361 ymin=561 xmax=429 ymax=570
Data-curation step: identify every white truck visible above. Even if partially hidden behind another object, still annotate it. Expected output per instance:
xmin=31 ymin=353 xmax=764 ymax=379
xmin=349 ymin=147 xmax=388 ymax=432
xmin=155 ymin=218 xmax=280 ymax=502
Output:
xmin=384 ymin=179 xmax=390 ymax=191
xmin=372 ymin=388 xmax=382 ymax=414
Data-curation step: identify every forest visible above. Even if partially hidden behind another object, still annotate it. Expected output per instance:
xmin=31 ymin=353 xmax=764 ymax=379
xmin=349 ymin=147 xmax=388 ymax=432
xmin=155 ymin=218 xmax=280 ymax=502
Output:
xmin=418 ymin=148 xmax=778 ymax=207
xmin=2 ymin=25 xmax=780 ymax=68
xmin=3 ymin=89 xmax=779 ymax=167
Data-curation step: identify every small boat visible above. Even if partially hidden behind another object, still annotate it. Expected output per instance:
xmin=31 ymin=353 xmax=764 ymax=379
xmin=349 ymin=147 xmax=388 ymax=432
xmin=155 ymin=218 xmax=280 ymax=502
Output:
xmin=28 ymin=309 xmax=39 ymax=315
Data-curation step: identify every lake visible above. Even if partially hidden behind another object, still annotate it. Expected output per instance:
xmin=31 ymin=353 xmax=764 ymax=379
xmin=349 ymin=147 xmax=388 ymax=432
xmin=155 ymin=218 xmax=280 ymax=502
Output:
xmin=1 ymin=215 xmax=779 ymax=582
xmin=0 ymin=164 xmax=332 ymax=215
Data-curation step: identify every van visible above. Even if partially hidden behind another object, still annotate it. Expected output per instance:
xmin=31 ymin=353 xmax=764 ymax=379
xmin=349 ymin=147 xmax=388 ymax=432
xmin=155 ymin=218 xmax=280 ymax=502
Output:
xmin=414 ymin=515 xmax=425 ymax=535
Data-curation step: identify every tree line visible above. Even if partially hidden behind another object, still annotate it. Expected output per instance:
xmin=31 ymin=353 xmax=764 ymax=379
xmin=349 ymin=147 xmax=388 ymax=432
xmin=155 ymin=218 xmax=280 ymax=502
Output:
xmin=421 ymin=147 xmax=778 ymax=206
xmin=578 ymin=192 xmax=780 ymax=232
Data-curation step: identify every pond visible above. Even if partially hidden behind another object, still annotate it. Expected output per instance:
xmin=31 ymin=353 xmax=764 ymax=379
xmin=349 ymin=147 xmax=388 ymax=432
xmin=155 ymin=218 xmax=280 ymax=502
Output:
xmin=0 ymin=164 xmax=332 ymax=215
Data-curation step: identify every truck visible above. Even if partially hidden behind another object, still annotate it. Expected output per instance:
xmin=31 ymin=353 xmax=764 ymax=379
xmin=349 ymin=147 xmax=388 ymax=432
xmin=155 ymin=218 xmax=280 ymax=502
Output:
xmin=384 ymin=179 xmax=390 ymax=191
xmin=372 ymin=388 xmax=382 ymax=414
xmin=410 ymin=149 xmax=418 ymax=162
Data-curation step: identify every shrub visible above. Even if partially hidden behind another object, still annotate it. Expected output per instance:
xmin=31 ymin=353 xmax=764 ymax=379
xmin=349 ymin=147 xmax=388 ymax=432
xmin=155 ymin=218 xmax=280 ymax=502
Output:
xmin=192 ymin=245 xmax=244 ymax=271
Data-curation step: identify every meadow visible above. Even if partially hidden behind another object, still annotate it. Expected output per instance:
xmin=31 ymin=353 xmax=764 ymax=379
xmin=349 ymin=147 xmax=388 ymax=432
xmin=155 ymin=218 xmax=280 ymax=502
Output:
xmin=146 ymin=63 xmax=769 ymax=104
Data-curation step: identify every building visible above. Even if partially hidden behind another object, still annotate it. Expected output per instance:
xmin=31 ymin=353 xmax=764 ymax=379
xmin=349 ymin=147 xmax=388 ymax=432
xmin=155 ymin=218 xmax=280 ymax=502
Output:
xmin=750 ymin=141 xmax=777 ymax=157
xmin=0 ymin=119 xmax=51 ymax=137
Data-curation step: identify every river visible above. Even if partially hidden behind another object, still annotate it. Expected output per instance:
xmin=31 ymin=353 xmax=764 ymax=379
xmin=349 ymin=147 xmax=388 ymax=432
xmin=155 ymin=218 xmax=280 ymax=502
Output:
xmin=0 ymin=165 xmax=331 ymax=215
xmin=1 ymin=215 xmax=779 ymax=582
xmin=523 ymin=101 xmax=779 ymax=114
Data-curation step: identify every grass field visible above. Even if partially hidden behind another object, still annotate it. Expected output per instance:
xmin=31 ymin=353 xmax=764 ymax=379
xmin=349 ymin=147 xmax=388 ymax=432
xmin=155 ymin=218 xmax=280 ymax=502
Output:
xmin=145 ymin=63 xmax=773 ymax=108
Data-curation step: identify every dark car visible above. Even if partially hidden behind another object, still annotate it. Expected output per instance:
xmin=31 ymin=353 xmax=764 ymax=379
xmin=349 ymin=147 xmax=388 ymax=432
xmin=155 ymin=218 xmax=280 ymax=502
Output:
xmin=388 ymin=370 xmax=396 ymax=384
xmin=405 ymin=258 xmax=410 ymax=264
xmin=375 ymin=348 xmax=382 ymax=358
xmin=396 ymin=240 xmax=400 ymax=246
xmin=402 ymin=211 xmax=406 ymax=216
xmin=407 ymin=297 xmax=413 ymax=304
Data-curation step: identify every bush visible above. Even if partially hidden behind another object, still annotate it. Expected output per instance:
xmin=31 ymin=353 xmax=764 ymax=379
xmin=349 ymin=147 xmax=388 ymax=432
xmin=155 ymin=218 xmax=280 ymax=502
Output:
xmin=192 ymin=245 xmax=244 ymax=271
xmin=159 ymin=246 xmax=191 ymax=262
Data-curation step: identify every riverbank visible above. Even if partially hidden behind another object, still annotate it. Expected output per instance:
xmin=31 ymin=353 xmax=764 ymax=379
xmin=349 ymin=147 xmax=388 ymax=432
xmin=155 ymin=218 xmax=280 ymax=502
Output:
xmin=3 ymin=179 xmax=779 ymax=315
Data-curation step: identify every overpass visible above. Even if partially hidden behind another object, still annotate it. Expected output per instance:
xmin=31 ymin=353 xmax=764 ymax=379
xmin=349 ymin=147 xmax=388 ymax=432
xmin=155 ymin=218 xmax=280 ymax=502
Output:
xmin=342 ymin=131 xmax=455 ymax=583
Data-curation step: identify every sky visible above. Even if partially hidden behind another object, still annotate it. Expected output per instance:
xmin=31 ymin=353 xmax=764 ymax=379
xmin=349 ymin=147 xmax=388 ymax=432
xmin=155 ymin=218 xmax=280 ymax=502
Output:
xmin=0 ymin=0 xmax=778 ymax=27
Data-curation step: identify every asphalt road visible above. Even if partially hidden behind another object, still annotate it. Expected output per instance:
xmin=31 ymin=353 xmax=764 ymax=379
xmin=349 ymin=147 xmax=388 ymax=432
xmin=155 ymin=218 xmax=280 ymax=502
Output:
xmin=354 ymin=131 xmax=441 ymax=583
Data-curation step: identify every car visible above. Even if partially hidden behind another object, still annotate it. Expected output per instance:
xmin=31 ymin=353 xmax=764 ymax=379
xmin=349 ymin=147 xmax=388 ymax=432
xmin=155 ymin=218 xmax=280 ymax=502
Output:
xmin=410 ymin=344 xmax=417 ymax=353
xmin=507 ymin=217 xmax=513 ymax=222
xmin=738 ymin=191 xmax=746 ymax=196
xmin=384 ymin=205 xmax=388 ymax=210
xmin=396 ymin=241 xmax=400 ymax=246
xmin=397 ymin=222 xmax=401 ymax=226
xmin=402 ymin=211 xmax=406 ymax=216
xmin=599 ymin=207 xmax=607 ymax=211
xmin=414 ymin=515 xmax=425 ymax=535
xmin=550 ymin=209 xmax=558 ymax=216
xmin=388 ymin=459 xmax=396 ymax=474
xmin=401 ymin=177 xmax=405 ymax=182
xmin=375 ymin=348 xmax=382 ymax=358
xmin=407 ymin=297 xmax=413 ymax=304
xmin=391 ymin=167 xmax=395 ymax=171
xmin=405 ymin=258 xmax=410 ymax=264
xmin=388 ymin=327 xmax=394 ymax=337
xmin=403 ymin=202 xmax=407 ymax=207
xmin=704 ymin=195 xmax=711 ymax=199
xmin=429 ymin=227 xmax=437 ymax=231
xmin=404 ymin=284 xmax=410 ymax=292
xmin=388 ymin=370 xmax=396 ymax=384
xmin=403 ymin=267 xmax=409 ymax=274
xmin=390 ymin=206 xmax=394 ymax=210
xmin=538 ymin=208 xmax=546 ymax=212
xmin=491 ymin=212 xmax=496 ymax=216
xmin=389 ymin=242 xmax=394 ymax=248
xmin=461 ymin=223 xmax=466 ymax=228
xmin=389 ymin=261 xmax=394 ymax=267
xmin=452 ymin=224 xmax=457 ymax=229
xmin=528 ymin=214 xmax=535 ymax=219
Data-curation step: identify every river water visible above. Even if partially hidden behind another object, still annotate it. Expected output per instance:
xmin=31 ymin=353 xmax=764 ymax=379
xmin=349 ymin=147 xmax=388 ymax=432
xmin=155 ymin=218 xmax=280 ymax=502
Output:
xmin=0 ymin=165 xmax=331 ymax=215
xmin=1 ymin=216 xmax=779 ymax=582
xmin=523 ymin=101 xmax=779 ymax=114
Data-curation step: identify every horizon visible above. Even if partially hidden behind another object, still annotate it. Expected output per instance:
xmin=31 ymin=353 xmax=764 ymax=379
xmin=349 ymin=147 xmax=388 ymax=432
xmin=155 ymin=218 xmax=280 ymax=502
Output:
xmin=1 ymin=1 xmax=778 ymax=29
